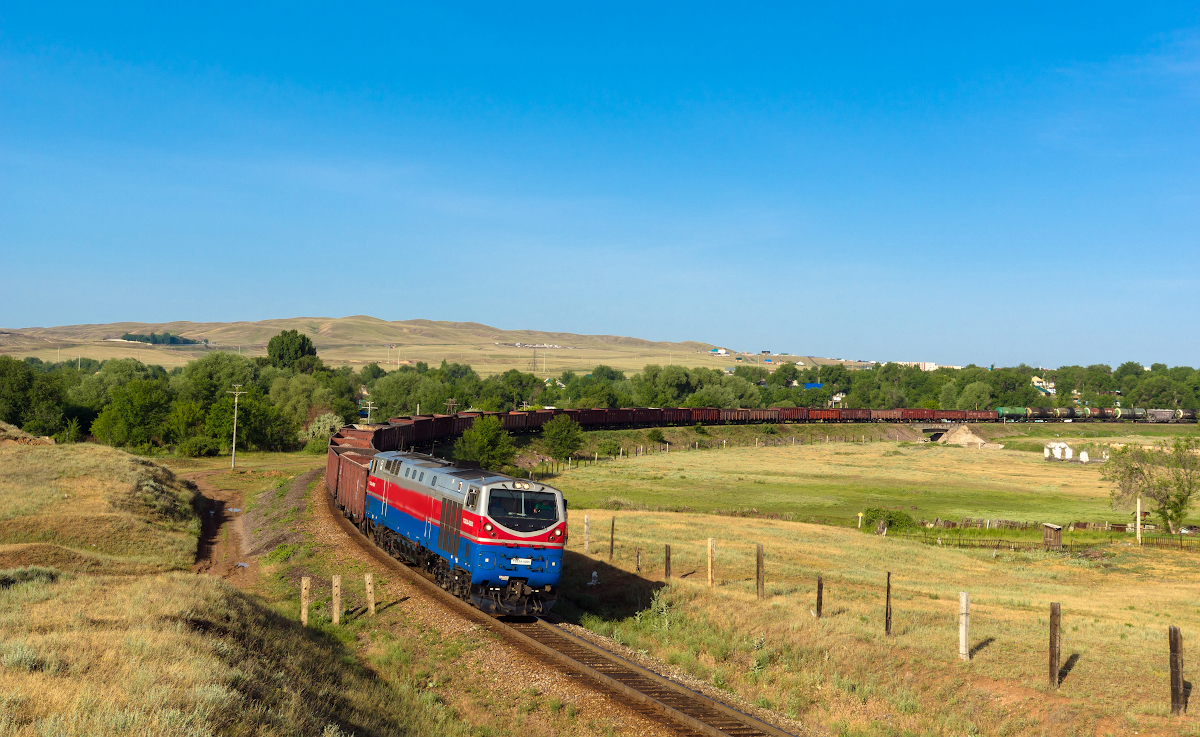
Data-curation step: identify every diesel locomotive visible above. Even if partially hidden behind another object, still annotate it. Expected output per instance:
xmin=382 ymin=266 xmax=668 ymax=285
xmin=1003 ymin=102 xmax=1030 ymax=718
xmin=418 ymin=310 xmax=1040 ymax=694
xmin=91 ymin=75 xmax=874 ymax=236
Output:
xmin=330 ymin=450 xmax=565 ymax=615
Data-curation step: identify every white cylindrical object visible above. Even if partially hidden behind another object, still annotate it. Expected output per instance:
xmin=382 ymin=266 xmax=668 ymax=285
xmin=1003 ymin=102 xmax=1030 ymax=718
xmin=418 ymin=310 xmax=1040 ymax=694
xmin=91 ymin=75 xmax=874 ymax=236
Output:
xmin=1080 ymin=451 xmax=1089 ymax=463
xmin=1044 ymin=446 xmax=1051 ymax=459
xmin=1064 ymin=447 xmax=1073 ymax=460
xmin=1053 ymin=446 xmax=1062 ymax=459
xmin=959 ymin=592 xmax=970 ymax=661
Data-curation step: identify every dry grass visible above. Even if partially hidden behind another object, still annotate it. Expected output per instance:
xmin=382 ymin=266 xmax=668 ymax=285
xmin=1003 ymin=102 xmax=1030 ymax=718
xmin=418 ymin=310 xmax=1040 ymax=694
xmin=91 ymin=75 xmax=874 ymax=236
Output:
xmin=559 ymin=508 xmax=1200 ymax=736
xmin=0 ymin=444 xmax=200 ymax=572
xmin=0 ymin=571 xmax=468 ymax=736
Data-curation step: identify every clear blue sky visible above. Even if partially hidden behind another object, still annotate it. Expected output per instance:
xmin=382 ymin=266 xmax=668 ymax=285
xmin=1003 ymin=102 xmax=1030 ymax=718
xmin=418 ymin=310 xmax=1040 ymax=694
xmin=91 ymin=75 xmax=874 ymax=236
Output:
xmin=3 ymin=4 xmax=1198 ymax=368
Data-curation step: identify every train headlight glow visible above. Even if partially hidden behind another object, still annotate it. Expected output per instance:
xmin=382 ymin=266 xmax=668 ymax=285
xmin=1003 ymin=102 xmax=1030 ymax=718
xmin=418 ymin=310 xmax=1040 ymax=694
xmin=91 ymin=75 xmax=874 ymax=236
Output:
xmin=484 ymin=523 xmax=493 ymax=532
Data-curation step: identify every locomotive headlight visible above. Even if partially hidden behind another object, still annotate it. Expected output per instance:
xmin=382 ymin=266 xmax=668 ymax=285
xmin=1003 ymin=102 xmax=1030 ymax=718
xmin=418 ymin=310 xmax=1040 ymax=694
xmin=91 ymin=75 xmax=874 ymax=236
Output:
xmin=484 ymin=523 xmax=493 ymax=532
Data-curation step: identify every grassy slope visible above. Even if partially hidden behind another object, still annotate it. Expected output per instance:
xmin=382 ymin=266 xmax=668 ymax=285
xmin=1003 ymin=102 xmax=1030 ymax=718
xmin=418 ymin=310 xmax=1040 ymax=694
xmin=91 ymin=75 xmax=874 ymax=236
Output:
xmin=2 ymin=315 xmax=749 ymax=376
xmin=0 ymin=445 xmax=467 ymax=737
xmin=555 ymin=509 xmax=1200 ymax=736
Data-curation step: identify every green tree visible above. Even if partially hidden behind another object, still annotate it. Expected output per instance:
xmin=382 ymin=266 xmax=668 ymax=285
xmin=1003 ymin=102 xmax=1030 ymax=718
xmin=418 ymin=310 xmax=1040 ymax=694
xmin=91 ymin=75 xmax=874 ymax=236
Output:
xmin=453 ymin=416 xmax=517 ymax=469
xmin=267 ymin=330 xmax=317 ymax=369
xmin=1103 ymin=436 xmax=1200 ymax=533
xmin=205 ymin=390 xmax=295 ymax=451
xmin=91 ymin=379 xmax=172 ymax=448
xmin=542 ymin=414 xmax=583 ymax=460
xmin=956 ymin=382 xmax=993 ymax=411
xmin=0 ymin=356 xmax=34 ymax=426
xmin=937 ymin=380 xmax=959 ymax=410
xmin=166 ymin=400 xmax=207 ymax=443
xmin=360 ymin=363 xmax=387 ymax=383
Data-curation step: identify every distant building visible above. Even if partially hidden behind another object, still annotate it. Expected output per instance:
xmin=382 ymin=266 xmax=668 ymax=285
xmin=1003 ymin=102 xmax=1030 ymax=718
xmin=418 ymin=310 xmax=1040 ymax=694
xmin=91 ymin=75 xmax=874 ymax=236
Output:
xmin=1031 ymin=376 xmax=1056 ymax=396
xmin=709 ymin=348 xmax=728 ymax=355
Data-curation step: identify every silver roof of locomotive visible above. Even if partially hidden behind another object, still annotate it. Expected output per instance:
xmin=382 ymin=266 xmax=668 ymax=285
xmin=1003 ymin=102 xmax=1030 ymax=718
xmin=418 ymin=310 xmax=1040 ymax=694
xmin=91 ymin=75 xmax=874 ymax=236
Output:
xmin=374 ymin=450 xmax=560 ymax=495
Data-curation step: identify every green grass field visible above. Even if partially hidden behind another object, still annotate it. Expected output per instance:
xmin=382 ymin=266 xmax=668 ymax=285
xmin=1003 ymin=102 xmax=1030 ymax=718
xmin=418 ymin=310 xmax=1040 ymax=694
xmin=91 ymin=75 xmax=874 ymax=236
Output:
xmin=551 ymin=441 xmax=1144 ymax=528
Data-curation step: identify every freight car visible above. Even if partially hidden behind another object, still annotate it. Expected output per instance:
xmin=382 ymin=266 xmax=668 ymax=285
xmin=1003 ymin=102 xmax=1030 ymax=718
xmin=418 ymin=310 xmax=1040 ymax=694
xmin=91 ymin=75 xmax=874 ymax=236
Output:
xmin=327 ymin=448 xmax=566 ymax=616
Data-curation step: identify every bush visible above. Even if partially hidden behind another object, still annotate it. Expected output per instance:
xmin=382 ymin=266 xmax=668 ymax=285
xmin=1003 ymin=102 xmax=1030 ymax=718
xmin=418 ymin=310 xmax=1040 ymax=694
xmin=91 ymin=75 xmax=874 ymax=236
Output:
xmin=0 ymin=566 xmax=60 ymax=589
xmin=861 ymin=507 xmax=918 ymax=532
xmin=302 ymin=437 xmax=329 ymax=454
xmin=693 ymin=423 xmax=709 ymax=435
xmin=543 ymin=415 xmax=584 ymax=460
xmin=598 ymin=439 xmax=621 ymax=457
xmin=176 ymin=436 xmax=221 ymax=458
xmin=647 ymin=428 xmax=666 ymax=444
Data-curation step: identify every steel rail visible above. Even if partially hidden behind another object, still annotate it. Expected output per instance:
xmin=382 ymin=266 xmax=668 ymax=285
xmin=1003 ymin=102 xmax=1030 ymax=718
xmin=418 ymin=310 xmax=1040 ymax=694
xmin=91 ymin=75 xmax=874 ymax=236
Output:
xmin=322 ymin=490 xmax=797 ymax=737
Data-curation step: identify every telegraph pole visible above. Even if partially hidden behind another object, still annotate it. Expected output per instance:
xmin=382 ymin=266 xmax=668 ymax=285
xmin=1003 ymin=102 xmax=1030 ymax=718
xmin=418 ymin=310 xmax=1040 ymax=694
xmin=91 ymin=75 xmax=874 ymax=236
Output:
xmin=363 ymin=401 xmax=377 ymax=424
xmin=228 ymin=384 xmax=246 ymax=469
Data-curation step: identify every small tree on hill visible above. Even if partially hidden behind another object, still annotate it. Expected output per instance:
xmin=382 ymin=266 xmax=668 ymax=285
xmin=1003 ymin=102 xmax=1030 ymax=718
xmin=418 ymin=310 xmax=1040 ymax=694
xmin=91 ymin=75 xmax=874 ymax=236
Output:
xmin=454 ymin=416 xmax=516 ymax=470
xmin=1103 ymin=436 xmax=1200 ymax=533
xmin=267 ymin=330 xmax=317 ymax=370
xmin=543 ymin=414 xmax=583 ymax=460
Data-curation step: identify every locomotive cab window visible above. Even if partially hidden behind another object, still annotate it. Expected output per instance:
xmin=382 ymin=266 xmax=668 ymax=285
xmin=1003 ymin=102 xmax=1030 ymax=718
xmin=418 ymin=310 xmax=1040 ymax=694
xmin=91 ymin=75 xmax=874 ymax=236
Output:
xmin=486 ymin=489 xmax=558 ymax=533
xmin=465 ymin=488 xmax=479 ymax=510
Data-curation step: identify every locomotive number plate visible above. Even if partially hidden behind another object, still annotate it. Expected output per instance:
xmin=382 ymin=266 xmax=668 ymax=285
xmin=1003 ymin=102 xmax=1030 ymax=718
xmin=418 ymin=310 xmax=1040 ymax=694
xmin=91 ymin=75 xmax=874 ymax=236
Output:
xmin=511 ymin=557 xmax=533 ymax=565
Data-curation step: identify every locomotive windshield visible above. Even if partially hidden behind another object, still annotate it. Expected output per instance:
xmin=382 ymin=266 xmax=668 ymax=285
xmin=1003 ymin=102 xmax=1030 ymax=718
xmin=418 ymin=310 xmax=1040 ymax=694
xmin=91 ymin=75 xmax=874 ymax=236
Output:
xmin=487 ymin=489 xmax=559 ymax=533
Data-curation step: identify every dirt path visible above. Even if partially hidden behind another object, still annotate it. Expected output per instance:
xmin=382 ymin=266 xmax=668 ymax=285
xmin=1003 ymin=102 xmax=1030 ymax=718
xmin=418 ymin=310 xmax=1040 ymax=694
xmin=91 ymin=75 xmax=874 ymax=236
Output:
xmin=187 ymin=469 xmax=259 ymax=587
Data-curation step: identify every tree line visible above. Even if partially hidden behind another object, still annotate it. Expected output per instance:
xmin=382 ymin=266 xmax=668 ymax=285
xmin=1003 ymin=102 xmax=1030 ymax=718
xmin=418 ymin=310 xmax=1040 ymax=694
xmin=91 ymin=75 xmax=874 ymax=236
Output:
xmin=3 ymin=332 xmax=1197 ymax=457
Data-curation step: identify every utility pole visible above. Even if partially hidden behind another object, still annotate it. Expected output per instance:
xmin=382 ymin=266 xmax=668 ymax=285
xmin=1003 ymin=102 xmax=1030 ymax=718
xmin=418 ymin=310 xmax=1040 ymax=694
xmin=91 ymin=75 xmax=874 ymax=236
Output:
xmin=444 ymin=398 xmax=458 ymax=415
xmin=227 ymin=384 xmax=247 ymax=470
xmin=363 ymin=401 xmax=377 ymax=424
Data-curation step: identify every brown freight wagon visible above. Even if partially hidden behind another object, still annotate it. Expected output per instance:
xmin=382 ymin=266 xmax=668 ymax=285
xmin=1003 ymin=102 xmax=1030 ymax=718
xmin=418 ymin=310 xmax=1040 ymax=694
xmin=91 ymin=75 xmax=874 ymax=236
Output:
xmin=690 ymin=407 xmax=720 ymax=423
xmin=777 ymin=407 xmax=809 ymax=422
xmin=326 ymin=447 xmax=340 ymax=495
xmin=408 ymin=416 xmax=434 ymax=443
xmin=335 ymin=451 xmax=374 ymax=523
xmin=871 ymin=408 xmax=901 ymax=421
xmin=633 ymin=408 xmax=664 ymax=425
xmin=452 ymin=413 xmax=479 ymax=435
xmin=500 ymin=412 xmax=529 ymax=432
xmin=966 ymin=410 xmax=998 ymax=421
xmin=720 ymin=408 xmax=751 ymax=423
xmin=606 ymin=408 xmax=635 ymax=425
xmin=338 ymin=427 xmax=375 ymax=441
xmin=808 ymin=408 xmax=841 ymax=421
xmin=901 ymin=408 xmax=935 ymax=421
xmin=371 ymin=423 xmax=402 ymax=451
xmin=934 ymin=410 xmax=967 ymax=422
xmin=430 ymin=414 xmax=455 ymax=440
xmin=331 ymin=434 xmax=372 ymax=449
xmin=662 ymin=408 xmax=692 ymax=424
xmin=576 ymin=409 xmax=607 ymax=427
xmin=746 ymin=408 xmax=779 ymax=422
xmin=840 ymin=409 xmax=872 ymax=422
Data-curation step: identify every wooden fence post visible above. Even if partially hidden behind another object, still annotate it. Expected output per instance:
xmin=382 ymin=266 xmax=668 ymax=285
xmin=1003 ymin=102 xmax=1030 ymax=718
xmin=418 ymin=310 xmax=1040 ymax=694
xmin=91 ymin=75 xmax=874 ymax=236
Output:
xmin=708 ymin=538 xmax=716 ymax=587
xmin=885 ymin=572 xmax=892 ymax=635
xmin=636 ymin=547 xmax=641 ymax=573
xmin=756 ymin=544 xmax=765 ymax=599
xmin=609 ymin=517 xmax=615 ymax=561
xmin=1137 ymin=496 xmax=1142 ymax=545
xmin=664 ymin=544 xmax=671 ymax=579
xmin=1049 ymin=602 xmax=1061 ymax=689
xmin=959 ymin=592 xmax=970 ymax=661
xmin=584 ymin=515 xmax=590 ymax=554
xmin=301 ymin=576 xmax=310 ymax=627
xmin=816 ymin=576 xmax=823 ymax=618
xmin=1171 ymin=625 xmax=1185 ymax=715
xmin=365 ymin=573 xmax=375 ymax=617
xmin=332 ymin=575 xmax=342 ymax=625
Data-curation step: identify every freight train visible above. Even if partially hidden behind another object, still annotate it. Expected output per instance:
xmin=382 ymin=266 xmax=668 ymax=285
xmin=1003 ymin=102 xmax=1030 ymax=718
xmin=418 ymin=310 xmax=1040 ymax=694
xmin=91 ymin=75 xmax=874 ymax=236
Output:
xmin=329 ymin=449 xmax=566 ymax=615
xmin=324 ymin=403 xmax=1194 ymax=615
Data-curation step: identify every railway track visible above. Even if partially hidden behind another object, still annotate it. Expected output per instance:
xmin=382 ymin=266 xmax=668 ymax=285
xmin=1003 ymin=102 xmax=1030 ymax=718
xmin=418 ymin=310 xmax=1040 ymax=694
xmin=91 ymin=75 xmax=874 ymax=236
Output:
xmin=323 ymin=490 xmax=797 ymax=737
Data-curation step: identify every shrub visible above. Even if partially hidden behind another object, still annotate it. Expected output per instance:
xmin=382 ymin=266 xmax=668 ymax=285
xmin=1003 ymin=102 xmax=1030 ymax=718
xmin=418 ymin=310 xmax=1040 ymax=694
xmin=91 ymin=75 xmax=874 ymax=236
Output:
xmin=861 ymin=507 xmax=918 ymax=532
xmin=598 ymin=439 xmax=621 ymax=457
xmin=693 ymin=423 xmax=709 ymax=435
xmin=543 ymin=415 xmax=584 ymax=460
xmin=303 ymin=437 xmax=328 ymax=454
xmin=177 ymin=436 xmax=221 ymax=458
xmin=647 ymin=429 xmax=666 ymax=444
xmin=0 ymin=566 xmax=60 ymax=589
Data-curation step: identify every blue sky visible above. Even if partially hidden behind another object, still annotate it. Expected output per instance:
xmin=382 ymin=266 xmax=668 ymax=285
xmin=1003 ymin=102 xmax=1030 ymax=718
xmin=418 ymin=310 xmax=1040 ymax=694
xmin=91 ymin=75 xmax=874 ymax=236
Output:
xmin=2 ymin=3 xmax=1199 ymax=367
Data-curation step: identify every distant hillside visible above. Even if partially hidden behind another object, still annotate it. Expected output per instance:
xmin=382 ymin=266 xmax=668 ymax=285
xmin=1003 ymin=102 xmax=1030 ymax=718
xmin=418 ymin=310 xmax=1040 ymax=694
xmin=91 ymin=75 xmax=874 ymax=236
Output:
xmin=1 ymin=316 xmax=757 ymax=377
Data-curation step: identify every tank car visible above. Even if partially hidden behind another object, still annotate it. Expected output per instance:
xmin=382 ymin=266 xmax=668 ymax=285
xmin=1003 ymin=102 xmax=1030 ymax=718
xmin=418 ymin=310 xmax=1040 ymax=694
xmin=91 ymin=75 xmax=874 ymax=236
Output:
xmin=358 ymin=451 xmax=566 ymax=616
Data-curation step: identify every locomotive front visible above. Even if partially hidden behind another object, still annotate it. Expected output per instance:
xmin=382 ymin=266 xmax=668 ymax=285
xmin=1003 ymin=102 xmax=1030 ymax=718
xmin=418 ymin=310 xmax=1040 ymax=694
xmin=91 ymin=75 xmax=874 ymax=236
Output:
xmin=469 ymin=479 xmax=566 ymax=615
